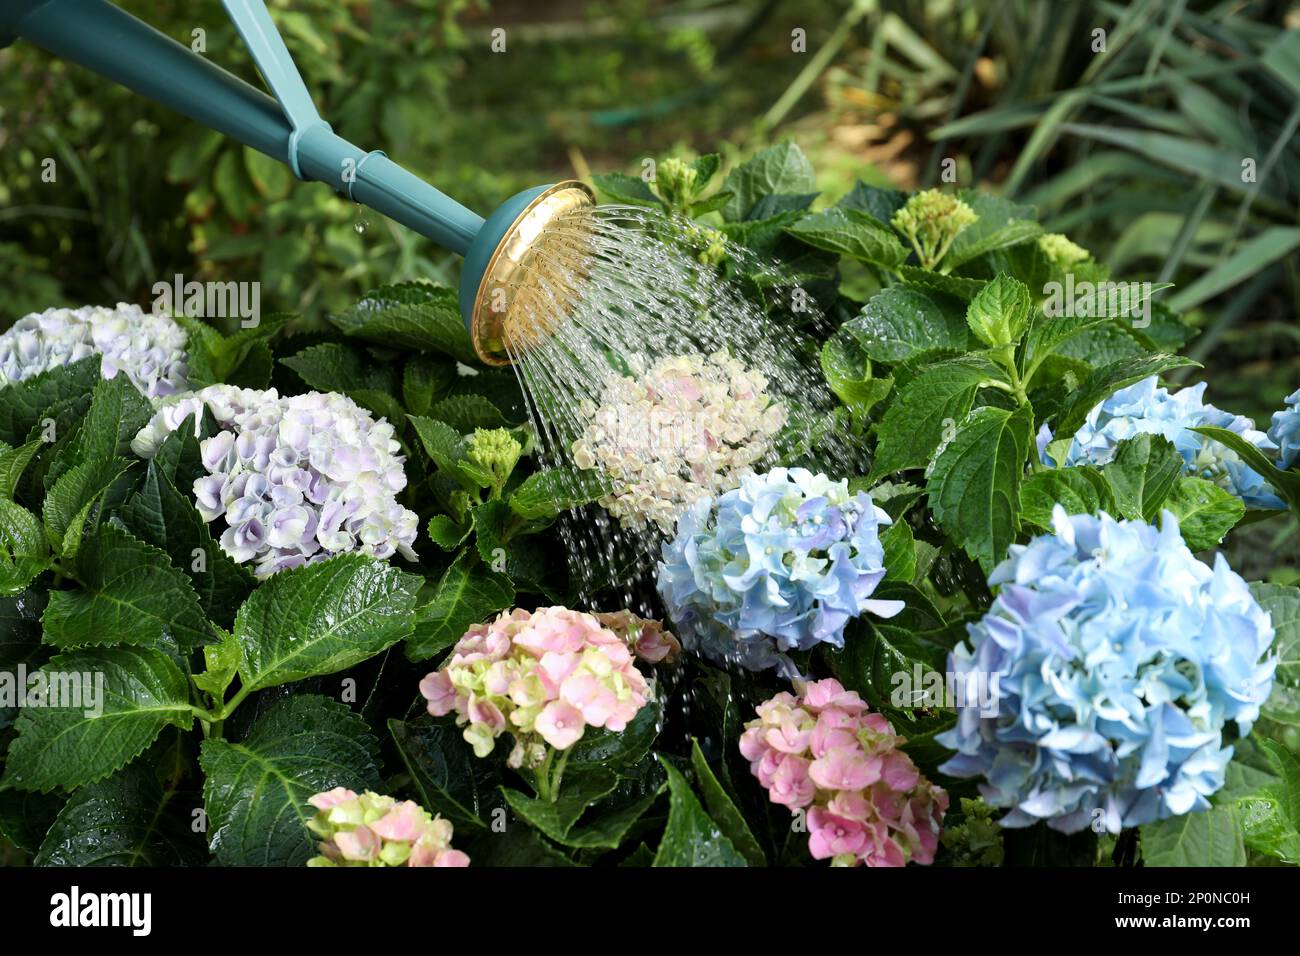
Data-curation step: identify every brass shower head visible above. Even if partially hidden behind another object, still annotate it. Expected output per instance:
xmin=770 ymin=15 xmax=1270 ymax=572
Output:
xmin=461 ymin=181 xmax=596 ymax=366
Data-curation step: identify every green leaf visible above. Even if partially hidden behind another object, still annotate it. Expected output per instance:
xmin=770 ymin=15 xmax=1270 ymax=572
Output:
xmin=428 ymin=394 xmax=509 ymax=431
xmin=64 ymin=374 xmax=153 ymax=468
xmin=820 ymin=332 xmax=892 ymax=415
xmin=43 ymin=524 xmax=213 ymax=651
xmin=34 ymin=758 xmax=206 ymax=866
xmin=944 ymin=192 xmax=1042 ymax=270
xmin=721 ymin=141 xmax=816 ymax=221
xmin=1053 ymin=355 xmax=1200 ymax=441
xmin=965 ymin=273 xmax=1031 ymax=347
xmin=0 ymin=440 xmax=40 ymax=499
xmin=1101 ymin=434 xmax=1184 ymax=522
xmin=871 ymin=355 xmax=1002 ymax=477
xmin=426 ymin=514 xmax=471 ymax=550
xmin=119 ymin=463 xmax=254 ymax=629
xmin=926 ymin=404 xmax=1034 ymax=572
xmin=880 ymin=518 xmax=916 ymax=582
xmin=501 ymin=768 xmax=620 ymax=846
xmin=41 ymin=456 xmax=133 ymax=557
xmin=1019 ymin=466 xmax=1111 ymax=530
xmin=786 ymin=207 xmax=909 ymax=268
xmin=591 ymin=172 xmax=661 ymax=207
xmin=509 ymin=468 xmax=615 ymax=522
xmin=0 ymin=356 xmax=100 ymax=445
xmin=846 ymin=287 xmax=971 ymax=364
xmin=330 ymin=282 xmax=476 ymax=363
xmin=409 ymin=414 xmax=491 ymax=490
xmin=402 ymin=355 xmax=455 ymax=416
xmin=200 ymin=695 xmax=381 ymax=866
xmin=896 ymin=265 xmax=987 ymax=302
xmin=652 ymin=757 xmax=747 ymax=867
xmin=235 ymin=554 xmax=421 ymax=692
xmin=405 ymin=550 xmax=514 ymax=662
xmin=1236 ymin=739 xmax=1300 ymax=864
xmin=3 ymin=646 xmax=192 ymax=792
xmin=1142 ymin=806 xmax=1246 ymax=866
xmin=389 ymin=716 xmax=498 ymax=831
xmin=1252 ymin=583 xmax=1300 ymax=689
xmin=192 ymin=628 xmax=241 ymax=701
xmin=1022 ymin=313 xmax=1113 ymax=380
xmin=1164 ymin=477 xmax=1245 ymax=551
xmin=689 ymin=739 xmax=765 ymax=866
xmin=566 ymin=699 xmax=661 ymax=771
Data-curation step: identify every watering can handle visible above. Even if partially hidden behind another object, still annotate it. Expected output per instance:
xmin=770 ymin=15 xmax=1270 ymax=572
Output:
xmin=0 ymin=0 xmax=484 ymax=254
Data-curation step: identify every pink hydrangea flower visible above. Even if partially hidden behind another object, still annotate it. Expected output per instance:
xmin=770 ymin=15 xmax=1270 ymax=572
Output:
xmin=419 ymin=606 xmax=666 ymax=768
xmin=306 ymin=790 xmax=468 ymax=868
xmin=741 ymin=678 xmax=948 ymax=867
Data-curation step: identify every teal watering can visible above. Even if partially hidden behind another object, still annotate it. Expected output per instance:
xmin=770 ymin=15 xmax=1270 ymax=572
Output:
xmin=0 ymin=0 xmax=595 ymax=365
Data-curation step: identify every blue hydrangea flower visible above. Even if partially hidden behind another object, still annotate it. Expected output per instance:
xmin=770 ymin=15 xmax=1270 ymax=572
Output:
xmin=656 ymin=467 xmax=904 ymax=673
xmin=1267 ymin=388 xmax=1300 ymax=471
xmin=938 ymin=506 xmax=1277 ymax=834
xmin=1038 ymin=376 xmax=1284 ymax=510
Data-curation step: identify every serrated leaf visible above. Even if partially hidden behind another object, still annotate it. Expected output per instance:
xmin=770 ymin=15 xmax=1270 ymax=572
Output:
xmin=1142 ymin=806 xmax=1246 ymax=866
xmin=509 ymin=468 xmax=615 ymax=522
xmin=1191 ymin=425 xmax=1300 ymax=504
xmin=0 ymin=499 xmax=51 ymax=596
xmin=402 ymin=355 xmax=455 ymax=417
xmin=871 ymin=355 xmax=1003 ymax=478
xmin=428 ymin=394 xmax=508 ymax=431
xmin=895 ymin=265 xmax=987 ymax=302
xmin=330 ymin=282 xmax=476 ymax=363
xmin=426 ymin=514 xmax=471 ymax=550
xmin=408 ymin=414 xmax=490 ymax=490
xmin=65 ymin=374 xmax=153 ymax=468
xmin=42 ymin=456 xmax=133 ymax=557
xmin=944 ymin=193 xmax=1042 ymax=270
xmin=200 ymin=695 xmax=381 ymax=866
xmin=1253 ymin=583 xmax=1300 ymax=689
xmin=820 ymin=332 xmax=892 ymax=415
xmin=591 ymin=172 xmax=661 ymax=207
xmin=500 ymin=768 xmax=622 ymax=847
xmin=786 ymin=207 xmax=909 ymax=268
xmin=689 ymin=739 xmax=765 ymax=866
xmin=846 ymin=287 xmax=972 ymax=364
xmin=653 ymin=757 xmax=747 ymax=867
xmin=119 ymin=463 xmax=253 ymax=628
xmin=43 ymin=524 xmax=213 ymax=651
xmin=880 ymin=518 xmax=916 ymax=582
xmin=966 ymin=273 xmax=1031 ymax=347
xmin=1101 ymin=434 xmax=1184 ymax=522
xmin=1164 ymin=477 xmax=1245 ymax=550
xmin=0 ymin=440 xmax=41 ymax=499
xmin=235 ymin=554 xmax=421 ymax=692
xmin=192 ymin=628 xmax=241 ymax=701
xmin=1236 ymin=739 xmax=1300 ymax=864
xmin=2 ymin=646 xmax=192 ymax=792
xmin=927 ymin=404 xmax=1034 ymax=572
xmin=721 ymin=141 xmax=816 ymax=221
xmin=1053 ymin=355 xmax=1200 ymax=441
xmin=1020 ymin=466 xmax=1111 ymax=529
xmin=34 ymin=758 xmax=206 ymax=866
xmin=389 ymin=716 xmax=499 ymax=831
xmin=0 ymin=356 xmax=101 ymax=445
xmin=405 ymin=550 xmax=514 ymax=662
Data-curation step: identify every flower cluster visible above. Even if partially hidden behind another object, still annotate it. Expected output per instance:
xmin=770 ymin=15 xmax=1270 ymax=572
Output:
xmin=572 ymin=349 xmax=787 ymax=534
xmin=306 ymin=788 xmax=468 ymax=867
xmin=657 ymin=467 xmax=903 ymax=673
xmin=419 ymin=606 xmax=659 ymax=767
xmin=0 ymin=303 xmax=188 ymax=401
xmin=740 ymin=678 xmax=948 ymax=867
xmin=939 ymin=506 xmax=1277 ymax=834
xmin=133 ymin=385 xmax=418 ymax=577
xmin=890 ymin=189 xmax=978 ymax=269
xmin=1040 ymin=375 xmax=1284 ymax=509
xmin=1268 ymin=387 xmax=1300 ymax=471
xmin=1037 ymin=232 xmax=1092 ymax=269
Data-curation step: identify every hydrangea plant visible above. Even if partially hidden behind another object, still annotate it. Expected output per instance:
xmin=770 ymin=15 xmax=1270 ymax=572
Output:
xmin=2 ymin=143 xmax=1297 ymax=871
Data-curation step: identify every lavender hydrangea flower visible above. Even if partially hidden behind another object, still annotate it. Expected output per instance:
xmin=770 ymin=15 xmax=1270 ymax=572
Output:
xmin=656 ymin=467 xmax=904 ymax=673
xmin=1039 ymin=376 xmax=1283 ymax=510
xmin=134 ymin=386 xmax=418 ymax=578
xmin=0 ymin=303 xmax=188 ymax=400
xmin=938 ymin=506 xmax=1277 ymax=834
xmin=1267 ymin=388 xmax=1300 ymax=471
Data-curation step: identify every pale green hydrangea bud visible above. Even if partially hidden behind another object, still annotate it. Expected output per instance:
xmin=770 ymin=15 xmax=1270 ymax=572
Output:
xmin=1038 ymin=232 xmax=1091 ymax=269
xmin=467 ymin=427 xmax=523 ymax=492
xmin=890 ymin=189 xmax=978 ymax=270
xmin=655 ymin=156 xmax=698 ymax=209
xmin=939 ymin=797 xmax=1004 ymax=867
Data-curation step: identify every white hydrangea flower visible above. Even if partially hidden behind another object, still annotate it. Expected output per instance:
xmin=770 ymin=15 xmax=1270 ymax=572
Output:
xmin=134 ymin=386 xmax=419 ymax=578
xmin=0 ymin=303 xmax=189 ymax=400
xmin=572 ymin=349 xmax=787 ymax=533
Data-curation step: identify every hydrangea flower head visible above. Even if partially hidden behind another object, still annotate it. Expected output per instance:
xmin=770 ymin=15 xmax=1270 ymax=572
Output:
xmin=1268 ymin=387 xmax=1300 ymax=471
xmin=657 ymin=467 xmax=903 ymax=673
xmin=0 ymin=303 xmax=188 ymax=401
xmin=890 ymin=189 xmax=978 ymax=269
xmin=740 ymin=678 xmax=947 ymax=867
xmin=939 ymin=506 xmax=1277 ymax=834
xmin=306 ymin=789 xmax=468 ymax=867
xmin=572 ymin=349 xmax=787 ymax=533
xmin=1042 ymin=375 xmax=1284 ymax=509
xmin=1037 ymin=233 xmax=1091 ymax=269
xmin=419 ymin=606 xmax=663 ymax=767
xmin=134 ymin=386 xmax=418 ymax=577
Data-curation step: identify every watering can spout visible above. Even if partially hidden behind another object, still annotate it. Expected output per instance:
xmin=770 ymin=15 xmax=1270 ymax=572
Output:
xmin=1 ymin=0 xmax=594 ymax=364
